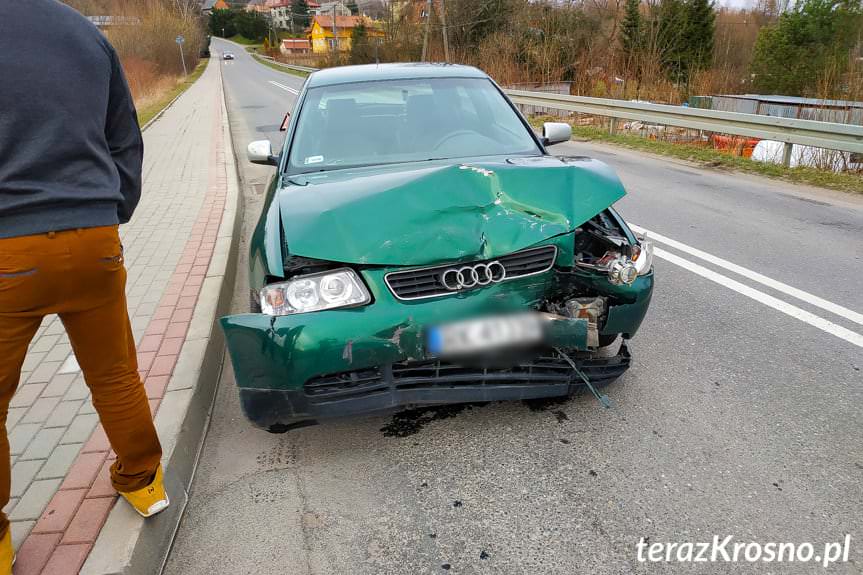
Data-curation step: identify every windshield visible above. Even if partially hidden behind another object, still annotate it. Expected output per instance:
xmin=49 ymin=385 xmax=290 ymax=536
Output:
xmin=287 ymin=77 xmax=541 ymax=173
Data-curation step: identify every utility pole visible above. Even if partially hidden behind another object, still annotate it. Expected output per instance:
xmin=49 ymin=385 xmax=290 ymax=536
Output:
xmin=421 ymin=0 xmax=432 ymax=61
xmin=332 ymin=4 xmax=338 ymax=52
xmin=440 ymin=0 xmax=449 ymax=63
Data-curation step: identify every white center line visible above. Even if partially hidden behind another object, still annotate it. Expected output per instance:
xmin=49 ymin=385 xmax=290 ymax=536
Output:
xmin=653 ymin=246 xmax=863 ymax=348
xmin=630 ymin=223 xmax=863 ymax=327
xmin=268 ymin=80 xmax=299 ymax=95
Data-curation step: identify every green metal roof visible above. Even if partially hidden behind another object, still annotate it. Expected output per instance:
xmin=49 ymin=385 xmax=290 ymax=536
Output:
xmin=306 ymin=63 xmax=489 ymax=88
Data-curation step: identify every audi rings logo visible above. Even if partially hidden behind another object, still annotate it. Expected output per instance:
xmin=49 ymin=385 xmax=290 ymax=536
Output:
xmin=440 ymin=261 xmax=507 ymax=291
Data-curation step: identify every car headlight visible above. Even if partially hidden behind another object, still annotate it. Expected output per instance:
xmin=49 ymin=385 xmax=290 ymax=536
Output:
xmin=608 ymin=257 xmax=639 ymax=285
xmin=575 ymin=237 xmax=653 ymax=285
xmin=573 ymin=211 xmax=652 ymax=286
xmin=631 ymin=235 xmax=654 ymax=276
xmin=260 ymin=268 xmax=371 ymax=316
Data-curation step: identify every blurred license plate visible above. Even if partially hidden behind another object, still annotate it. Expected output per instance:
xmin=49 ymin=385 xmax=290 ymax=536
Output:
xmin=427 ymin=313 xmax=544 ymax=356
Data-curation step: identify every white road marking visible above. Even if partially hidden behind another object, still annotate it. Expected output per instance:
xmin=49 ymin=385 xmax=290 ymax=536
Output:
xmin=268 ymin=80 xmax=299 ymax=95
xmin=630 ymin=223 xmax=863 ymax=327
xmin=653 ymin=246 xmax=863 ymax=348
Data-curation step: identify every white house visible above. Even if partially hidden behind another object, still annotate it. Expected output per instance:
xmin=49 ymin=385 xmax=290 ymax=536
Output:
xmin=312 ymin=1 xmax=351 ymax=17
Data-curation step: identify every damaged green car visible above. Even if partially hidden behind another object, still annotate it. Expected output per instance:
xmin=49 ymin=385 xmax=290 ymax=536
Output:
xmin=221 ymin=64 xmax=654 ymax=432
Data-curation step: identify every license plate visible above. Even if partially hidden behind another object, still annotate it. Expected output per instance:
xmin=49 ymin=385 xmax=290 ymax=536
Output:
xmin=427 ymin=313 xmax=545 ymax=356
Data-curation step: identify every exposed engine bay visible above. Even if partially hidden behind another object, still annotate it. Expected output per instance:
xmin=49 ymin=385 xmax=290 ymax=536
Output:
xmin=573 ymin=210 xmax=652 ymax=286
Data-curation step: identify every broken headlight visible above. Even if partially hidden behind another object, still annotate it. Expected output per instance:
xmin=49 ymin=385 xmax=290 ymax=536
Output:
xmin=260 ymin=268 xmax=371 ymax=316
xmin=574 ymin=212 xmax=653 ymax=285
xmin=607 ymin=257 xmax=639 ymax=285
xmin=630 ymin=235 xmax=654 ymax=276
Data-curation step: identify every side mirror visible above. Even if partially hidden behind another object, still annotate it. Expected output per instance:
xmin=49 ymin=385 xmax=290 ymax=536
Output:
xmin=542 ymin=122 xmax=572 ymax=146
xmin=247 ymin=140 xmax=277 ymax=166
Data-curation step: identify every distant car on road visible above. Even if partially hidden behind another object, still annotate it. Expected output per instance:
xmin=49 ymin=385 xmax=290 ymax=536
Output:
xmin=223 ymin=52 xmax=234 ymax=61
xmin=222 ymin=64 xmax=654 ymax=432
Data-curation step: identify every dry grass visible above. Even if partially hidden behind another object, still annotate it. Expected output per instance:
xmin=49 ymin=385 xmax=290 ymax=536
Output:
xmin=121 ymin=56 xmax=173 ymax=104
xmin=104 ymin=0 xmax=204 ymax=77
xmin=250 ymin=52 xmax=310 ymax=78
xmin=529 ymin=116 xmax=863 ymax=194
xmin=63 ymin=0 xmax=205 ymax=113
xmin=137 ymin=58 xmax=209 ymax=128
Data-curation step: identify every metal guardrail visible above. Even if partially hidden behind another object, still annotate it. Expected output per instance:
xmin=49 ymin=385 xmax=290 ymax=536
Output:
xmin=503 ymin=89 xmax=863 ymax=162
xmin=256 ymin=54 xmax=318 ymax=74
xmin=240 ymin=49 xmax=863 ymax=165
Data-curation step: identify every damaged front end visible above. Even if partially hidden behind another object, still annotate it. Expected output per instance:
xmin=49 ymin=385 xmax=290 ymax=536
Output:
xmin=221 ymin=158 xmax=653 ymax=431
xmin=221 ymin=207 xmax=653 ymax=432
xmin=552 ymin=207 xmax=654 ymax=346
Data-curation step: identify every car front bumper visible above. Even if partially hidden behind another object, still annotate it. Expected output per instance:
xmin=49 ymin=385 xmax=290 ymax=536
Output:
xmin=220 ymin=267 xmax=653 ymax=430
xmin=237 ymin=345 xmax=632 ymax=431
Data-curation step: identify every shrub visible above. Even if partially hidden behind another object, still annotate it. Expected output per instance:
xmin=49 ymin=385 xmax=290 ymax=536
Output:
xmin=104 ymin=0 xmax=204 ymax=77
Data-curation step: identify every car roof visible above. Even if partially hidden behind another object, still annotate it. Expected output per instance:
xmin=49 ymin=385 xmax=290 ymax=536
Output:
xmin=306 ymin=63 xmax=489 ymax=88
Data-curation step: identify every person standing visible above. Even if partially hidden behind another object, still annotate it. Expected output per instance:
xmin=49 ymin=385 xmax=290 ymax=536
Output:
xmin=0 ymin=1 xmax=168 ymax=569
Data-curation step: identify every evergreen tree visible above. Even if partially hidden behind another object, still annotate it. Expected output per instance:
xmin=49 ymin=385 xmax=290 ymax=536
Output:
xmin=655 ymin=0 xmax=688 ymax=82
xmin=653 ymin=0 xmax=715 ymax=85
xmin=209 ymin=8 xmax=238 ymax=38
xmin=346 ymin=0 xmax=360 ymax=15
xmin=750 ymin=0 xmax=863 ymax=95
xmin=683 ymin=0 xmax=715 ymax=72
xmin=292 ymin=0 xmax=310 ymax=28
xmin=621 ymin=0 xmax=642 ymax=61
xmin=350 ymin=22 xmax=375 ymax=64
xmin=235 ymin=10 xmax=269 ymax=41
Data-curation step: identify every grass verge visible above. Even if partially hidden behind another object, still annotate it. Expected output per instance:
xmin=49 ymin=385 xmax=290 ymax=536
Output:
xmin=250 ymin=53 xmax=311 ymax=78
xmin=138 ymin=58 xmax=208 ymax=128
xmin=531 ymin=119 xmax=863 ymax=194
xmin=227 ymin=34 xmax=261 ymax=46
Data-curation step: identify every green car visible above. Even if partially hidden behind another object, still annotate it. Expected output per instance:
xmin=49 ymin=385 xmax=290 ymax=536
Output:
xmin=221 ymin=64 xmax=654 ymax=432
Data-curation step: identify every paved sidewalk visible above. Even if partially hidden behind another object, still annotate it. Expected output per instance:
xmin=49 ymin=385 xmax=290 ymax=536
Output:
xmin=9 ymin=59 xmax=229 ymax=575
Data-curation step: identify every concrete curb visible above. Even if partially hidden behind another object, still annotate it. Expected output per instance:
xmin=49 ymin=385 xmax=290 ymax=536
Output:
xmin=80 ymin=61 xmax=243 ymax=575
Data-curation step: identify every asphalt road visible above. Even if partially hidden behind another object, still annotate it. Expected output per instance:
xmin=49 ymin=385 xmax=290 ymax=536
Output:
xmin=165 ymin=39 xmax=863 ymax=575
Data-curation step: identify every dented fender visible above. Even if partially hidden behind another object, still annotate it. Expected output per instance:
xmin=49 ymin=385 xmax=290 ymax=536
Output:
xmin=276 ymin=156 xmax=626 ymax=267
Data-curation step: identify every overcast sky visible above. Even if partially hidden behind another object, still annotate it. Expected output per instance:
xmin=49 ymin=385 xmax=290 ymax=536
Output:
xmin=716 ymin=0 xmax=756 ymax=8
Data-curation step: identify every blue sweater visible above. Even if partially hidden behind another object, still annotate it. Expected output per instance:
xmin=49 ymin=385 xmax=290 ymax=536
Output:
xmin=0 ymin=0 xmax=143 ymax=239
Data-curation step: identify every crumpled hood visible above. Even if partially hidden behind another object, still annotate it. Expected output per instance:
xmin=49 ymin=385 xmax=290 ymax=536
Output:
xmin=278 ymin=156 xmax=626 ymax=266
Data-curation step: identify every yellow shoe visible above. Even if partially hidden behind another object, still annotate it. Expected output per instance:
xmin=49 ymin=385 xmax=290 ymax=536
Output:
xmin=119 ymin=465 xmax=170 ymax=518
xmin=0 ymin=529 xmax=13 ymax=575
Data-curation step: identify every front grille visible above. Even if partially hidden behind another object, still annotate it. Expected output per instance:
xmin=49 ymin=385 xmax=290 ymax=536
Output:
xmin=303 ymin=347 xmax=631 ymax=404
xmin=391 ymin=354 xmax=573 ymax=389
xmin=385 ymin=245 xmax=557 ymax=301
xmin=304 ymin=367 xmax=385 ymax=400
